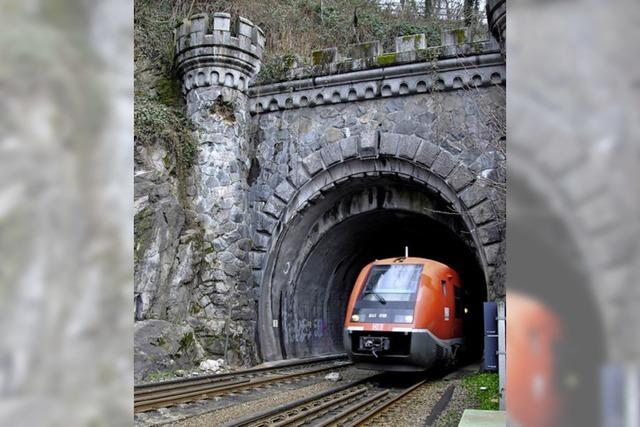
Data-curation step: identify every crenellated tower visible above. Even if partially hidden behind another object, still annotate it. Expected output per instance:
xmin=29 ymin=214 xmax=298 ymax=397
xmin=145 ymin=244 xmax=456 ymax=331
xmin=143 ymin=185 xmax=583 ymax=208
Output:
xmin=175 ymin=12 xmax=265 ymax=101
xmin=173 ymin=13 xmax=265 ymax=365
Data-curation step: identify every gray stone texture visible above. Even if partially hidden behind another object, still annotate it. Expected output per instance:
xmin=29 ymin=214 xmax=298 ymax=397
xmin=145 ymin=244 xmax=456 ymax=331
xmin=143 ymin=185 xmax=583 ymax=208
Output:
xmin=135 ymin=12 xmax=505 ymax=370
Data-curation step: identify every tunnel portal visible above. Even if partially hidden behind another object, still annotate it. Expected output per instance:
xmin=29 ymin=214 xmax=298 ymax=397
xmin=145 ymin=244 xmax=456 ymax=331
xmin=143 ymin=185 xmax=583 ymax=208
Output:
xmin=258 ymin=172 xmax=489 ymax=361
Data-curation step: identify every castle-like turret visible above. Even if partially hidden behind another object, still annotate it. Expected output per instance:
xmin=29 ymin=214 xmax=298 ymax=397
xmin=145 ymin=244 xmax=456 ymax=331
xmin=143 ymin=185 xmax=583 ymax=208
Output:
xmin=174 ymin=12 xmax=265 ymax=96
xmin=173 ymin=13 xmax=265 ymax=365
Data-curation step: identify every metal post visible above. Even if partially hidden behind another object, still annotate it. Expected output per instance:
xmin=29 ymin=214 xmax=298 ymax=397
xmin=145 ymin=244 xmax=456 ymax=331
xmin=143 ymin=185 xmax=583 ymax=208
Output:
xmin=497 ymin=300 xmax=506 ymax=411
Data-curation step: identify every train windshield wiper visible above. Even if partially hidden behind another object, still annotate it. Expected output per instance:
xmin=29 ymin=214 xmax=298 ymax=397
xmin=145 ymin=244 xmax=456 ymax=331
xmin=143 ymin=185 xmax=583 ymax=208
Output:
xmin=365 ymin=290 xmax=386 ymax=304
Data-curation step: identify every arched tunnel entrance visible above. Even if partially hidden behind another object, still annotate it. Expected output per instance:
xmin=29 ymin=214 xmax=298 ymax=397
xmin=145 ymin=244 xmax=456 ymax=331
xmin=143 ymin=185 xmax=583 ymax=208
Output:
xmin=258 ymin=162 xmax=492 ymax=362
xmin=288 ymin=208 xmax=485 ymax=358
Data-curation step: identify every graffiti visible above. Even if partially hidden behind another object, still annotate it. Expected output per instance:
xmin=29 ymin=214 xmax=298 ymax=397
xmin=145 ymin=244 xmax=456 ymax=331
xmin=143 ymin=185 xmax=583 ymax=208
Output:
xmin=287 ymin=318 xmax=337 ymax=344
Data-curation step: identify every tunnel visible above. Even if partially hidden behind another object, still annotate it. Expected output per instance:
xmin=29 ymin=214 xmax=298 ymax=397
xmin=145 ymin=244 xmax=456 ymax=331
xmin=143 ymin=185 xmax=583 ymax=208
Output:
xmin=257 ymin=162 xmax=490 ymax=362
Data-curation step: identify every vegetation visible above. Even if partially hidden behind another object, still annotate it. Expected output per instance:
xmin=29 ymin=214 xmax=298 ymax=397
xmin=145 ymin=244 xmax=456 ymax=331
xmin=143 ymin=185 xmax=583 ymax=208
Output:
xmin=134 ymin=0 xmax=486 ymax=169
xmin=462 ymin=372 xmax=500 ymax=410
xmin=144 ymin=370 xmax=175 ymax=382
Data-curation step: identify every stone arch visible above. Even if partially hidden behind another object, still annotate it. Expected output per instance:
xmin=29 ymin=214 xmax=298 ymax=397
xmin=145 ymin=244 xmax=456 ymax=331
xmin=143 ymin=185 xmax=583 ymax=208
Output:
xmin=251 ymin=133 xmax=504 ymax=361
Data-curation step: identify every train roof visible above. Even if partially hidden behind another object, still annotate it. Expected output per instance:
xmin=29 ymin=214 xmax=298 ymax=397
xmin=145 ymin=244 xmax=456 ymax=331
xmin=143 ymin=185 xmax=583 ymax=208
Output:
xmin=369 ymin=257 xmax=453 ymax=271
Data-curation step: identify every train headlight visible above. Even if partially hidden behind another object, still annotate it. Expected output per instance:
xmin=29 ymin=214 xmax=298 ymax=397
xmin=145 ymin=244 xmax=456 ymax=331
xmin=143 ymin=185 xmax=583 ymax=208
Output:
xmin=404 ymin=315 xmax=413 ymax=323
xmin=351 ymin=314 xmax=361 ymax=322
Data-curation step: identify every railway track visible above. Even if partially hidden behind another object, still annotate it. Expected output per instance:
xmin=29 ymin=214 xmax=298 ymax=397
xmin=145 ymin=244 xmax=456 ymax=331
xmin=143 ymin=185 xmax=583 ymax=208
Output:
xmin=226 ymin=374 xmax=428 ymax=427
xmin=134 ymin=354 xmax=351 ymax=413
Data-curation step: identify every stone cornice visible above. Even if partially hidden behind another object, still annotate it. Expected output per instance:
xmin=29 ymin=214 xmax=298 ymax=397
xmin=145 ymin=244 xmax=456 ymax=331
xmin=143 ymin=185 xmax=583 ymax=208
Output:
xmin=248 ymin=48 xmax=505 ymax=114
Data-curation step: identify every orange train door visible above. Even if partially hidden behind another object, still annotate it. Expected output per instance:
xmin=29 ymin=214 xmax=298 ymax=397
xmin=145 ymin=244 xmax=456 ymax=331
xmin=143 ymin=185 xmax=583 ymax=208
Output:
xmin=439 ymin=272 xmax=463 ymax=339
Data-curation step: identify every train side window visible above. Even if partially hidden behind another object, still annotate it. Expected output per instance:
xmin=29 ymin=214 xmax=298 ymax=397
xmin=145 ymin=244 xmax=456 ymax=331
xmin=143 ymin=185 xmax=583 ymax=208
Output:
xmin=454 ymin=286 xmax=463 ymax=318
xmin=441 ymin=280 xmax=447 ymax=296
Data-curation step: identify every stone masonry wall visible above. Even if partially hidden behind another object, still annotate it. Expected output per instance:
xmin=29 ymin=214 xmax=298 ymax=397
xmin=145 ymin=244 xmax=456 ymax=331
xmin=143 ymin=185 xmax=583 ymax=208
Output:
xmin=134 ymin=11 xmax=506 ymax=377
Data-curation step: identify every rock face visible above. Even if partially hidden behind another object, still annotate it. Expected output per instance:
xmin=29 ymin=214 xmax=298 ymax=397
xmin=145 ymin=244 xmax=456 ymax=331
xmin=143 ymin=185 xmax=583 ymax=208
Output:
xmin=134 ymin=320 xmax=205 ymax=381
xmin=134 ymin=12 xmax=266 ymax=373
xmin=134 ymin=11 xmax=506 ymax=372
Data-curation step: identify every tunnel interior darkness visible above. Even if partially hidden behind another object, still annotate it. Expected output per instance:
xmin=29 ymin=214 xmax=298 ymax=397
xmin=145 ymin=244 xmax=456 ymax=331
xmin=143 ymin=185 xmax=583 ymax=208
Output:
xmin=262 ymin=175 xmax=488 ymax=361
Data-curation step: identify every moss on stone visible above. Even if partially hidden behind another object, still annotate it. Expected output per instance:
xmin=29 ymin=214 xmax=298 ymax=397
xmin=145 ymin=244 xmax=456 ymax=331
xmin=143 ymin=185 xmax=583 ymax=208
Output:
xmin=453 ymin=28 xmax=467 ymax=44
xmin=312 ymin=50 xmax=331 ymax=65
xmin=376 ymin=53 xmax=397 ymax=66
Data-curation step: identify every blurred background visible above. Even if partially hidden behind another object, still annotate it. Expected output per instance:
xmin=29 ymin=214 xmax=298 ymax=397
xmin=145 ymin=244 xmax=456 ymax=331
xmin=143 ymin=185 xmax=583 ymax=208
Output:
xmin=0 ymin=0 xmax=133 ymax=425
xmin=0 ymin=0 xmax=637 ymax=425
xmin=508 ymin=0 xmax=639 ymax=426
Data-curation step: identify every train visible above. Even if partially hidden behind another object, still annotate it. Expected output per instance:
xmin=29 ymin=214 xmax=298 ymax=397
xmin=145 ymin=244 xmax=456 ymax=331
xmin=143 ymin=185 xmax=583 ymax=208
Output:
xmin=343 ymin=256 xmax=466 ymax=371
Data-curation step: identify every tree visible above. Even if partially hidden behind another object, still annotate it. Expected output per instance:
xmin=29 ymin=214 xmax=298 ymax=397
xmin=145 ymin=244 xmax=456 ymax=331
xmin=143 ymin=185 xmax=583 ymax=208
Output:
xmin=424 ymin=0 xmax=432 ymax=18
xmin=463 ymin=0 xmax=477 ymax=26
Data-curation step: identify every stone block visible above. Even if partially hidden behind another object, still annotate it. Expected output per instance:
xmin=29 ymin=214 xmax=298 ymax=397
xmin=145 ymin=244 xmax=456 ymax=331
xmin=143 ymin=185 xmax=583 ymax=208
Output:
xmin=274 ymin=179 xmax=296 ymax=201
xmin=478 ymin=222 xmax=502 ymax=244
xmin=431 ymin=150 xmax=457 ymax=178
xmin=250 ymin=251 xmax=265 ymax=268
xmin=340 ymin=136 xmax=359 ymax=159
xmin=483 ymin=242 xmax=501 ymax=266
xmin=469 ymin=199 xmax=496 ymax=225
xmin=252 ymin=232 xmax=271 ymax=251
xmin=396 ymin=135 xmax=422 ymax=160
xmin=442 ymin=28 xmax=470 ymax=46
xmin=255 ymin=211 xmax=277 ymax=233
xmin=320 ymin=143 xmax=342 ymax=166
xmin=447 ymin=166 xmax=475 ymax=191
xmin=311 ymin=47 xmax=340 ymax=65
xmin=262 ymin=197 xmax=285 ymax=219
xmin=358 ymin=132 xmax=378 ymax=158
xmin=379 ymin=132 xmax=400 ymax=156
xmin=414 ymin=141 xmax=439 ymax=167
xmin=212 ymin=12 xmax=231 ymax=31
xmin=459 ymin=180 xmax=487 ymax=208
xmin=347 ymin=41 xmax=383 ymax=59
xmin=395 ymin=34 xmax=427 ymax=52
xmin=302 ymin=150 xmax=324 ymax=175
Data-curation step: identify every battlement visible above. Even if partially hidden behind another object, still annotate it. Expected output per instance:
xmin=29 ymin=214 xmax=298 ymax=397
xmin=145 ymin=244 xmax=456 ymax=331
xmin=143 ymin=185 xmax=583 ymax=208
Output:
xmin=255 ymin=28 xmax=498 ymax=85
xmin=249 ymin=27 xmax=504 ymax=113
xmin=174 ymin=13 xmax=265 ymax=94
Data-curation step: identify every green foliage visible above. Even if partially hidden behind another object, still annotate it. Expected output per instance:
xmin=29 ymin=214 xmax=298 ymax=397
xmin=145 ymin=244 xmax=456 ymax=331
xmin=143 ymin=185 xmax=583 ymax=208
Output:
xmin=144 ymin=370 xmax=174 ymax=382
xmin=150 ymin=336 xmax=167 ymax=347
xmin=134 ymin=95 xmax=196 ymax=173
xmin=462 ymin=372 xmax=500 ymax=410
xmin=134 ymin=0 xmax=486 ymax=162
xmin=135 ymin=0 xmax=197 ymax=176
xmin=178 ymin=332 xmax=195 ymax=353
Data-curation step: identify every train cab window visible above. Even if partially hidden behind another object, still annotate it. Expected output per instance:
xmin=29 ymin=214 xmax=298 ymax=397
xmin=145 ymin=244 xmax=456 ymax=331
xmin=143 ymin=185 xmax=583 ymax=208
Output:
xmin=360 ymin=264 xmax=422 ymax=302
xmin=454 ymin=286 xmax=463 ymax=318
xmin=441 ymin=279 xmax=447 ymax=296
xmin=352 ymin=264 xmax=422 ymax=323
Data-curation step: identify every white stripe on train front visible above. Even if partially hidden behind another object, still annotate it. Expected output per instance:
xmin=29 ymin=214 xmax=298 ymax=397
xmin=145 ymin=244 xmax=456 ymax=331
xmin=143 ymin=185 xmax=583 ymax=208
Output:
xmin=391 ymin=327 xmax=412 ymax=332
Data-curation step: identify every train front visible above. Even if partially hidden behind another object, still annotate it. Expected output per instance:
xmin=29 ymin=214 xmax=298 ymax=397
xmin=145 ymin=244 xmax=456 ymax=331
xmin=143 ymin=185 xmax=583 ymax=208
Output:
xmin=343 ymin=259 xmax=442 ymax=371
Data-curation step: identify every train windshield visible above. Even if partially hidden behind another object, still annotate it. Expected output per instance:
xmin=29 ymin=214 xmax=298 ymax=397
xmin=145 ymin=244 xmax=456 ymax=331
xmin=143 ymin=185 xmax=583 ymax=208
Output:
xmin=360 ymin=264 xmax=422 ymax=302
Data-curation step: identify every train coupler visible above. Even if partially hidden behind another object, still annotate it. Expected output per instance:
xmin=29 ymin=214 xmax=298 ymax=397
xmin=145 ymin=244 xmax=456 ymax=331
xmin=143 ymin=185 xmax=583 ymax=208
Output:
xmin=359 ymin=335 xmax=391 ymax=356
